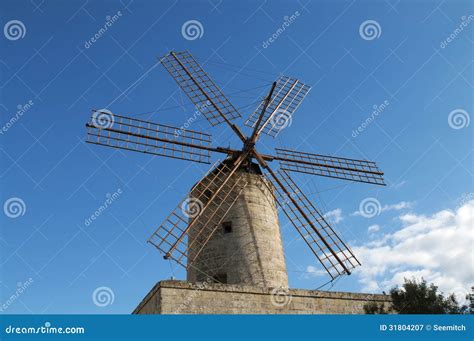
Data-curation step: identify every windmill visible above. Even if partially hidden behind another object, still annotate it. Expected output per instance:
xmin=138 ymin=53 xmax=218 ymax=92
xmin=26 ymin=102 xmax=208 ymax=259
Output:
xmin=85 ymin=50 xmax=385 ymax=287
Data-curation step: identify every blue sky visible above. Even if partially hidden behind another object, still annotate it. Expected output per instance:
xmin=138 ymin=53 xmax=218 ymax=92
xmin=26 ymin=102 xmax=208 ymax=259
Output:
xmin=0 ymin=0 xmax=472 ymax=314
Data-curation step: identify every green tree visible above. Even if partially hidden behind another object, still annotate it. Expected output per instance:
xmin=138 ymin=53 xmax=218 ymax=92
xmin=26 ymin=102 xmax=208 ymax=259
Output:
xmin=364 ymin=278 xmax=469 ymax=314
xmin=470 ymin=288 xmax=474 ymax=314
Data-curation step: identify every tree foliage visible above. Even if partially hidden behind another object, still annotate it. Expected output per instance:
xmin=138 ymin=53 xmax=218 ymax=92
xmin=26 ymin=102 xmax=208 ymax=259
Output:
xmin=363 ymin=278 xmax=469 ymax=314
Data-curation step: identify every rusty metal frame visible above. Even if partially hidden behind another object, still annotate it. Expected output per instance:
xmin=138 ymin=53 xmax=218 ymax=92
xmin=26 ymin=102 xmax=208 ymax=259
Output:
xmin=245 ymin=76 xmax=311 ymax=138
xmin=161 ymin=51 xmax=246 ymax=142
xmin=253 ymin=152 xmax=360 ymax=279
xmin=275 ymin=148 xmax=385 ymax=186
xmin=147 ymin=155 xmax=248 ymax=267
xmin=86 ymin=112 xmax=216 ymax=164
xmin=274 ymin=169 xmax=360 ymax=279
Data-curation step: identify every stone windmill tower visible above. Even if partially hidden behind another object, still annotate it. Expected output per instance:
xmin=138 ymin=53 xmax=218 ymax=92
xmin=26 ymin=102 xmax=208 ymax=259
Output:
xmin=86 ymin=51 xmax=390 ymax=314
xmin=186 ymin=158 xmax=288 ymax=288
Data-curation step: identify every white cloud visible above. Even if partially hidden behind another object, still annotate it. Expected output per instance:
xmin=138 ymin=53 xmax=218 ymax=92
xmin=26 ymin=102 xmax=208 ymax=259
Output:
xmin=352 ymin=201 xmax=474 ymax=303
xmin=305 ymin=265 xmax=326 ymax=278
xmin=368 ymin=224 xmax=380 ymax=233
xmin=324 ymin=208 xmax=343 ymax=224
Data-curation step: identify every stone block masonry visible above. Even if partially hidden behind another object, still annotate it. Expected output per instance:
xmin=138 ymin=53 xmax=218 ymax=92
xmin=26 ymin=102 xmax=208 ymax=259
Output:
xmin=133 ymin=280 xmax=391 ymax=314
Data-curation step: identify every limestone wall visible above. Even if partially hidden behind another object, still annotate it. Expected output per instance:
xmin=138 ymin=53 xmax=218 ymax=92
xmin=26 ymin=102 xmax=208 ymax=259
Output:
xmin=133 ymin=280 xmax=391 ymax=315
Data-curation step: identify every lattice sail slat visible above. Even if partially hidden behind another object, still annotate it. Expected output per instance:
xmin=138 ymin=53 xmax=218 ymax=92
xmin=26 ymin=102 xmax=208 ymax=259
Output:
xmin=276 ymin=148 xmax=385 ymax=186
xmin=148 ymin=160 xmax=247 ymax=268
xmin=245 ymin=76 xmax=311 ymax=137
xmin=160 ymin=51 xmax=241 ymax=127
xmin=86 ymin=112 xmax=212 ymax=164
xmin=265 ymin=169 xmax=360 ymax=279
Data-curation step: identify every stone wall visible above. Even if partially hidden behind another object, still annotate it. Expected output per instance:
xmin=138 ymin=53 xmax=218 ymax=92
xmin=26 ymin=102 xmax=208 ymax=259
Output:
xmin=133 ymin=280 xmax=391 ymax=314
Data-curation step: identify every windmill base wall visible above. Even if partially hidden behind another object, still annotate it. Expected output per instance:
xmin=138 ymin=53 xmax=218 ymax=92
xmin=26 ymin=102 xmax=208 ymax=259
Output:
xmin=133 ymin=280 xmax=391 ymax=314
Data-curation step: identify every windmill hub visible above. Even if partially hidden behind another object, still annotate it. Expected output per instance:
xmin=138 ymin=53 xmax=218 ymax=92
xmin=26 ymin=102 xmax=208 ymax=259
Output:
xmin=242 ymin=139 xmax=256 ymax=154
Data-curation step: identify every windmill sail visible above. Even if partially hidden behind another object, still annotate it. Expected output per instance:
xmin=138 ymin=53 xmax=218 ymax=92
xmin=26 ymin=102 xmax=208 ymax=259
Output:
xmin=275 ymin=148 xmax=385 ymax=186
xmin=148 ymin=160 xmax=247 ymax=268
xmin=245 ymin=76 xmax=311 ymax=137
xmin=86 ymin=111 xmax=212 ymax=164
xmin=160 ymin=51 xmax=241 ymax=127
xmin=264 ymin=169 xmax=360 ymax=279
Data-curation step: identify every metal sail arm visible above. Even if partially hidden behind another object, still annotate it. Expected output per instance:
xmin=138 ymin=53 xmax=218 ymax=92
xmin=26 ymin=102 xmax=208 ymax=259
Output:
xmin=272 ymin=148 xmax=385 ymax=186
xmin=86 ymin=112 xmax=239 ymax=164
xmin=253 ymin=152 xmax=360 ymax=279
xmin=160 ymin=51 xmax=247 ymax=143
xmin=256 ymin=78 xmax=298 ymax=137
xmin=248 ymin=82 xmax=277 ymax=145
xmin=148 ymin=155 xmax=248 ymax=267
xmin=245 ymin=76 xmax=311 ymax=138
